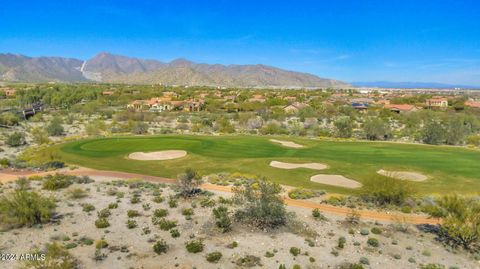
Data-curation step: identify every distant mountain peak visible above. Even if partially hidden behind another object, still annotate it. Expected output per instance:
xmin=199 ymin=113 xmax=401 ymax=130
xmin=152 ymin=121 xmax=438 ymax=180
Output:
xmin=0 ymin=52 xmax=350 ymax=88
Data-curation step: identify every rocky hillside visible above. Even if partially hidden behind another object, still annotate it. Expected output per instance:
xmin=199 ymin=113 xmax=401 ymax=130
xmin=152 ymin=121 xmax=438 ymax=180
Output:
xmin=0 ymin=52 xmax=350 ymax=88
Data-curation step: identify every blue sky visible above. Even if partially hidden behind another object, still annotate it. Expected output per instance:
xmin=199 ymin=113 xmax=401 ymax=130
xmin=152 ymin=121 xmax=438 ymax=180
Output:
xmin=1 ymin=0 xmax=479 ymax=85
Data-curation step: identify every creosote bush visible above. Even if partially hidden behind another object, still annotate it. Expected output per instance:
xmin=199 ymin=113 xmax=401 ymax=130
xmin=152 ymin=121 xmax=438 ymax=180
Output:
xmin=360 ymin=176 xmax=415 ymax=206
xmin=233 ymin=179 xmax=286 ymax=229
xmin=177 ymin=168 xmax=202 ymax=197
xmin=206 ymin=251 xmax=222 ymax=263
xmin=95 ymin=218 xmax=110 ymax=228
xmin=212 ymin=206 xmax=232 ymax=233
xmin=42 ymin=174 xmax=74 ymax=190
xmin=153 ymin=239 xmax=168 ymax=254
xmin=185 ymin=239 xmax=204 ymax=253
xmin=22 ymin=242 xmax=78 ymax=269
xmin=0 ymin=189 xmax=56 ymax=228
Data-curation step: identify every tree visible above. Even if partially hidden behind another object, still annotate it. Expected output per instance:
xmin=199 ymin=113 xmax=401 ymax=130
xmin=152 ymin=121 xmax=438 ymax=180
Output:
xmin=212 ymin=206 xmax=232 ymax=232
xmin=421 ymin=120 xmax=445 ymax=145
xmin=426 ymin=195 xmax=480 ymax=249
xmin=5 ymin=132 xmax=26 ymax=147
xmin=131 ymin=121 xmax=149 ymax=134
xmin=46 ymin=117 xmax=64 ymax=136
xmin=177 ymin=168 xmax=202 ymax=197
xmin=31 ymin=127 xmax=50 ymax=145
xmin=361 ymin=176 xmax=415 ymax=206
xmin=444 ymin=116 xmax=467 ymax=145
xmin=233 ymin=179 xmax=287 ymax=229
xmin=334 ymin=116 xmax=353 ymax=138
xmin=363 ymin=117 xmax=390 ymax=140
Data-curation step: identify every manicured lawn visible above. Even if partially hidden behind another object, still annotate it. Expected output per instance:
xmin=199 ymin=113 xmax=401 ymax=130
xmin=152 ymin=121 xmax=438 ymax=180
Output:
xmin=56 ymin=135 xmax=480 ymax=194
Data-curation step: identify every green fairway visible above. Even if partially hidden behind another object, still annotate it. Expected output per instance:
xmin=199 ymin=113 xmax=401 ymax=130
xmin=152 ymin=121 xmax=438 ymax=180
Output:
xmin=56 ymin=135 xmax=480 ymax=194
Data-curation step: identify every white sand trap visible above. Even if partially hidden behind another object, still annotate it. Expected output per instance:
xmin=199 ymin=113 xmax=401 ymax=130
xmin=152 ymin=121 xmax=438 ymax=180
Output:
xmin=310 ymin=174 xmax=362 ymax=189
xmin=269 ymin=139 xmax=304 ymax=148
xmin=270 ymin=161 xmax=327 ymax=170
xmin=377 ymin=169 xmax=428 ymax=182
xmin=128 ymin=150 xmax=187 ymax=161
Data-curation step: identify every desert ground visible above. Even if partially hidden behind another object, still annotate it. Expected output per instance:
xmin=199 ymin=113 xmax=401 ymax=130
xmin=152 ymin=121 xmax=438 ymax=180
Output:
xmin=0 ymin=174 xmax=477 ymax=269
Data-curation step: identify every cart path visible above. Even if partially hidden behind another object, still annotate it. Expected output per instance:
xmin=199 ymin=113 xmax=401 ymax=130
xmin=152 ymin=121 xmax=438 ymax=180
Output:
xmin=0 ymin=168 xmax=440 ymax=225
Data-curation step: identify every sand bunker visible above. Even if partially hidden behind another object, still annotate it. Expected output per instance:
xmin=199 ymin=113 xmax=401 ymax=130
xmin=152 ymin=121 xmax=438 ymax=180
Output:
xmin=128 ymin=150 xmax=187 ymax=161
xmin=269 ymin=161 xmax=327 ymax=170
xmin=310 ymin=174 xmax=362 ymax=189
xmin=269 ymin=139 xmax=304 ymax=148
xmin=377 ymin=169 xmax=428 ymax=182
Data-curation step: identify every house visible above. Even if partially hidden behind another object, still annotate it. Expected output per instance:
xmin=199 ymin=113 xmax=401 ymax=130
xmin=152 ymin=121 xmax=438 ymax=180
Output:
xmin=384 ymin=104 xmax=418 ymax=113
xmin=102 ymin=90 xmax=115 ymax=96
xmin=284 ymin=96 xmax=297 ymax=102
xmin=183 ymin=99 xmax=205 ymax=112
xmin=351 ymin=102 xmax=368 ymax=111
xmin=426 ymin=97 xmax=448 ymax=108
xmin=465 ymin=100 xmax=480 ymax=109
xmin=2 ymin=88 xmax=16 ymax=97
xmin=283 ymin=102 xmax=309 ymax=114
xmin=248 ymin=94 xmax=266 ymax=103
xmin=127 ymin=100 xmax=150 ymax=110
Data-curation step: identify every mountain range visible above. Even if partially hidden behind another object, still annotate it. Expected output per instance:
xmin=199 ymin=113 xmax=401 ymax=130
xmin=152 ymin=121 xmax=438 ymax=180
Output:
xmin=352 ymin=81 xmax=478 ymax=89
xmin=0 ymin=52 xmax=349 ymax=88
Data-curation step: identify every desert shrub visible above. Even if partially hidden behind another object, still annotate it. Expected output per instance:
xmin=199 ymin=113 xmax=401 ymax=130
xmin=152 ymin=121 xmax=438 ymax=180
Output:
xmin=200 ymin=197 xmax=216 ymax=208
xmin=95 ymin=218 xmax=110 ymax=228
xmin=177 ymin=168 xmax=202 ymax=197
xmin=6 ymin=132 xmax=26 ymax=147
xmin=360 ymin=176 xmax=415 ymax=206
xmin=46 ymin=117 xmax=64 ymax=136
xmin=360 ymin=228 xmax=369 ymax=235
xmin=153 ymin=239 xmax=168 ymax=254
xmin=367 ymin=237 xmax=379 ymax=247
xmin=233 ymin=179 xmax=287 ymax=229
xmin=371 ymin=227 xmax=382 ymax=234
xmin=126 ymin=219 xmax=137 ymax=229
xmin=359 ymin=257 xmax=369 ymax=265
xmin=213 ymin=206 xmax=232 ymax=232
xmin=227 ymin=241 xmax=238 ymax=249
xmin=185 ymin=239 xmax=204 ymax=253
xmin=206 ymin=251 xmax=222 ymax=263
xmin=127 ymin=210 xmax=140 ymax=218
xmin=288 ymin=187 xmax=323 ymax=199
xmin=345 ymin=209 xmax=361 ymax=224
xmin=82 ymin=203 xmax=95 ymax=212
xmin=0 ymin=189 xmax=55 ymax=228
xmin=325 ymin=195 xmax=347 ymax=206
xmin=339 ymin=263 xmax=365 ymax=269
xmin=153 ymin=209 xmax=168 ymax=218
xmin=168 ymin=198 xmax=178 ymax=208
xmin=142 ymin=203 xmax=151 ymax=211
xmin=419 ymin=264 xmax=446 ymax=269
xmin=79 ymin=237 xmax=94 ymax=246
xmin=130 ymin=196 xmax=141 ymax=204
xmin=338 ymin=236 xmax=346 ymax=248
xmin=170 ymin=229 xmax=180 ymax=238
xmin=22 ymin=242 xmax=78 ymax=269
xmin=181 ymin=208 xmax=194 ymax=216
xmin=108 ymin=203 xmax=118 ymax=209
xmin=67 ymin=188 xmax=88 ymax=199
xmin=265 ymin=251 xmax=275 ymax=257
xmin=235 ymin=255 xmax=262 ymax=267
xmin=312 ymin=208 xmax=327 ymax=220
xmin=43 ymin=174 xmax=73 ymax=190
xmin=289 ymin=247 xmax=301 ymax=256
xmin=97 ymin=208 xmax=111 ymax=218
xmin=425 ymin=194 xmax=480 ymax=249
xmin=153 ymin=196 xmax=164 ymax=203
xmin=158 ymin=219 xmax=177 ymax=231
xmin=95 ymin=239 xmax=108 ymax=249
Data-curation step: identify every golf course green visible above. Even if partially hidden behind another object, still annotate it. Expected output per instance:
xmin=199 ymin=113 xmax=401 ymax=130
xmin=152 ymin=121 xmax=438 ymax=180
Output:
xmin=56 ymin=135 xmax=480 ymax=194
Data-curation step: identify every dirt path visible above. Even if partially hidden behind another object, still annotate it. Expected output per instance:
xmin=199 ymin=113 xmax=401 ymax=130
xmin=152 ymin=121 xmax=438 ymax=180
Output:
xmin=0 ymin=168 xmax=439 ymax=225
